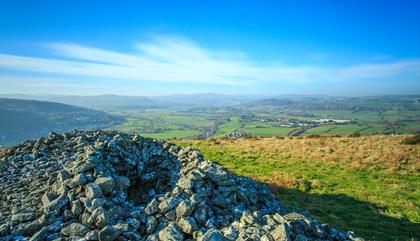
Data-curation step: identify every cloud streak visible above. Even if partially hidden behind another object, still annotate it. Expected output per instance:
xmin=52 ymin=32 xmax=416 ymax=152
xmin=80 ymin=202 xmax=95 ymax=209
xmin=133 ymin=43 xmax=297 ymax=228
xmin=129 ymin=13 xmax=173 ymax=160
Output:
xmin=1 ymin=35 xmax=419 ymax=86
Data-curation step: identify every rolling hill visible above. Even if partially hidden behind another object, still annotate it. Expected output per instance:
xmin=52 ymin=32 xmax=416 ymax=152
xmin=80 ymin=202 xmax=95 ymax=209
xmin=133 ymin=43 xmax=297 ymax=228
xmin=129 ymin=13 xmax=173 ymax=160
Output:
xmin=0 ymin=98 xmax=123 ymax=147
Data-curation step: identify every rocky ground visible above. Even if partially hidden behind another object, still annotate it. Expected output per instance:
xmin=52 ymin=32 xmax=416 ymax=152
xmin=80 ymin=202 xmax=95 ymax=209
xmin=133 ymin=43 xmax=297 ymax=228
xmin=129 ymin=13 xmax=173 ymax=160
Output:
xmin=0 ymin=130 xmax=362 ymax=241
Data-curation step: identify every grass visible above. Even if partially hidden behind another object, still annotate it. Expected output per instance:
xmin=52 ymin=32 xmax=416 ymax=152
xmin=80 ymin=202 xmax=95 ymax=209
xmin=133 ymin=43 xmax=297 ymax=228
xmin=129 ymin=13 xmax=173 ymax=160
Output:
xmin=174 ymin=136 xmax=420 ymax=240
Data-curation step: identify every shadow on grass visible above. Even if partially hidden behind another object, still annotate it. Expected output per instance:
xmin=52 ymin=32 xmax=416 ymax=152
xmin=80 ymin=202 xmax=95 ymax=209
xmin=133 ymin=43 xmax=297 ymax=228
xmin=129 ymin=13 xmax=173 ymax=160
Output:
xmin=268 ymin=185 xmax=420 ymax=241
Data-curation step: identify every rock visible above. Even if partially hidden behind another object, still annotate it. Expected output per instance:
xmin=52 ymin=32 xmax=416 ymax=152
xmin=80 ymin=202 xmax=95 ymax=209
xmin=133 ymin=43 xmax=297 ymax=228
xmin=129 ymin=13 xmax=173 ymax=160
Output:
xmin=71 ymin=173 xmax=88 ymax=187
xmin=158 ymin=222 xmax=184 ymax=241
xmin=88 ymin=207 xmax=109 ymax=228
xmin=76 ymin=162 xmax=97 ymax=173
xmin=29 ymin=227 xmax=49 ymax=241
xmin=85 ymin=229 xmax=99 ymax=240
xmin=82 ymin=198 xmax=107 ymax=213
xmin=95 ymin=177 xmax=115 ymax=195
xmin=45 ymin=195 xmax=69 ymax=212
xmin=61 ymin=223 xmax=89 ymax=236
xmin=176 ymin=200 xmax=194 ymax=218
xmin=146 ymin=216 xmax=158 ymax=234
xmin=271 ymin=224 xmax=291 ymax=241
xmin=71 ymin=200 xmax=83 ymax=216
xmin=11 ymin=212 xmax=36 ymax=223
xmin=144 ymin=199 xmax=159 ymax=215
xmin=178 ymin=216 xmax=198 ymax=234
xmin=98 ymin=225 xmax=121 ymax=241
xmin=158 ymin=196 xmax=182 ymax=213
xmin=199 ymin=229 xmax=229 ymax=241
xmin=126 ymin=218 xmax=140 ymax=230
xmin=85 ymin=183 xmax=104 ymax=199
xmin=221 ymin=226 xmax=238 ymax=240
xmin=42 ymin=193 xmax=57 ymax=208
xmin=57 ymin=170 xmax=71 ymax=183
xmin=295 ymin=234 xmax=308 ymax=241
xmin=0 ymin=223 xmax=9 ymax=236
xmin=114 ymin=176 xmax=130 ymax=190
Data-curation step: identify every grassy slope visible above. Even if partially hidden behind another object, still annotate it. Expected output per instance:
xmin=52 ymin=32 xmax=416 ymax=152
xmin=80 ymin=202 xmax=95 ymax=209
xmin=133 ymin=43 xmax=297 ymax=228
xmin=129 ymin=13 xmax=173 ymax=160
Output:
xmin=175 ymin=136 xmax=420 ymax=241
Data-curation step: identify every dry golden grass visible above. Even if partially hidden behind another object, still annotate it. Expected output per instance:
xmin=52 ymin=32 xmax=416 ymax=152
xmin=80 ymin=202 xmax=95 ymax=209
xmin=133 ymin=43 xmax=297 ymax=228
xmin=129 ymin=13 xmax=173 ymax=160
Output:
xmin=207 ymin=135 xmax=419 ymax=173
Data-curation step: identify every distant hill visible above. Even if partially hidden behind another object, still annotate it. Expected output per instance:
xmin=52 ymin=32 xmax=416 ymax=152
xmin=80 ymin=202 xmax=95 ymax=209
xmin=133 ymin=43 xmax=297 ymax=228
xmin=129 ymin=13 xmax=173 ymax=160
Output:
xmin=245 ymin=95 xmax=420 ymax=111
xmin=1 ymin=94 xmax=164 ymax=111
xmin=0 ymin=98 xmax=123 ymax=147
xmin=1 ymin=93 xmax=265 ymax=111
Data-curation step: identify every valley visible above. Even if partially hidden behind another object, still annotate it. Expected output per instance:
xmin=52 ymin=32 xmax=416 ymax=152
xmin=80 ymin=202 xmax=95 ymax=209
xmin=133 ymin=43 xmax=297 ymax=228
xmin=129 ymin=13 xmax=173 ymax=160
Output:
xmin=109 ymin=95 xmax=420 ymax=139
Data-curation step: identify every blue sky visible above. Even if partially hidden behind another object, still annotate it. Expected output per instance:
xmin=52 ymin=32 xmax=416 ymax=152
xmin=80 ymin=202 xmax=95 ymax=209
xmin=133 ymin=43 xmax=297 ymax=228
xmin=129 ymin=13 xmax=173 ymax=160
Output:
xmin=1 ymin=0 xmax=419 ymax=96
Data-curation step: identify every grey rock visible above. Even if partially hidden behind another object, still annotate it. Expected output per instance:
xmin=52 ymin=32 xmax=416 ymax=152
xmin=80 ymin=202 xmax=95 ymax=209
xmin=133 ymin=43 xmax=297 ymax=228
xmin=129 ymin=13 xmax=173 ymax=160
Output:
xmin=98 ymin=225 xmax=121 ymax=241
xmin=85 ymin=183 xmax=104 ymax=199
xmin=158 ymin=222 xmax=184 ymax=241
xmin=271 ymin=223 xmax=291 ymax=241
xmin=221 ymin=226 xmax=238 ymax=240
xmin=88 ymin=207 xmax=109 ymax=228
xmin=11 ymin=212 xmax=36 ymax=223
xmin=76 ymin=162 xmax=97 ymax=174
xmin=176 ymin=200 xmax=194 ymax=218
xmin=45 ymin=195 xmax=69 ymax=212
xmin=61 ymin=222 xmax=89 ymax=236
xmin=199 ymin=229 xmax=229 ymax=241
xmin=144 ymin=199 xmax=159 ymax=215
xmin=29 ymin=227 xmax=49 ymax=241
xmin=178 ymin=216 xmax=198 ymax=234
xmin=158 ymin=196 xmax=182 ymax=213
xmin=71 ymin=200 xmax=83 ymax=216
xmin=85 ymin=229 xmax=99 ymax=240
xmin=146 ymin=216 xmax=158 ymax=234
xmin=95 ymin=177 xmax=115 ymax=195
xmin=71 ymin=173 xmax=88 ymax=187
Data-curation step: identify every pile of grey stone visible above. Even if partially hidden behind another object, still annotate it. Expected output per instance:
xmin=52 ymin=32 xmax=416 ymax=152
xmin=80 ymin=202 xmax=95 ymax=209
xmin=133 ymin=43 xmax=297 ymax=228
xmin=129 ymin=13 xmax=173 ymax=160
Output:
xmin=0 ymin=130 xmax=362 ymax=241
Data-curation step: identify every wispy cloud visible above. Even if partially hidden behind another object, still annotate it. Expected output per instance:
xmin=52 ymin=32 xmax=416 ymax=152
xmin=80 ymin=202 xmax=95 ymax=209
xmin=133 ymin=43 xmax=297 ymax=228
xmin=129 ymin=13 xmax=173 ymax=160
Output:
xmin=1 ymin=35 xmax=419 ymax=86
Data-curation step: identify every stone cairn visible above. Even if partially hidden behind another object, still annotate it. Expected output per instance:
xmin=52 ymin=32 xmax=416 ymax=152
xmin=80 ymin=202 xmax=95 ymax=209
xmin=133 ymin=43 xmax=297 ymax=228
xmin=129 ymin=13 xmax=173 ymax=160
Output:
xmin=0 ymin=130 xmax=362 ymax=241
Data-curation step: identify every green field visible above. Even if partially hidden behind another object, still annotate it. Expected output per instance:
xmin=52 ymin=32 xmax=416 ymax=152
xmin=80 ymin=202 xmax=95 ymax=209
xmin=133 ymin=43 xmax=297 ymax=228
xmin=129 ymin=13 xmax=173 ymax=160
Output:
xmin=304 ymin=124 xmax=371 ymax=136
xmin=358 ymin=125 xmax=385 ymax=135
xmin=142 ymin=129 xmax=201 ymax=139
xmin=111 ymin=108 xmax=215 ymax=139
xmin=212 ymin=117 xmax=241 ymax=137
xmin=244 ymin=126 xmax=295 ymax=137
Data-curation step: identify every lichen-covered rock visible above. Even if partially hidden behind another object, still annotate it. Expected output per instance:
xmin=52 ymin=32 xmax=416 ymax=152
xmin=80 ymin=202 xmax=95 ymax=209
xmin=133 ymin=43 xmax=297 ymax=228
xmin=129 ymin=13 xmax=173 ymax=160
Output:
xmin=0 ymin=130 xmax=362 ymax=241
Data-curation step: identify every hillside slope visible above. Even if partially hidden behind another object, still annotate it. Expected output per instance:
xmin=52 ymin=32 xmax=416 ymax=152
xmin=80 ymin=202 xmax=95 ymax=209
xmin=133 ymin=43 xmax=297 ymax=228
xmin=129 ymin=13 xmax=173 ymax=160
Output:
xmin=0 ymin=98 xmax=123 ymax=147
xmin=175 ymin=136 xmax=420 ymax=240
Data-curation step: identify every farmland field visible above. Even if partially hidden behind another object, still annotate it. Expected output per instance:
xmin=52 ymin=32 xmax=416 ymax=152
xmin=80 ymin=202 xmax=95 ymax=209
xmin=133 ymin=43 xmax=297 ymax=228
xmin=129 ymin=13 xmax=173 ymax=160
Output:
xmin=109 ymin=96 xmax=419 ymax=140
xmin=243 ymin=126 xmax=295 ymax=137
